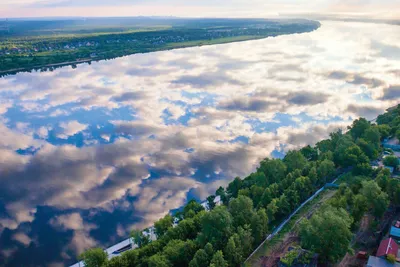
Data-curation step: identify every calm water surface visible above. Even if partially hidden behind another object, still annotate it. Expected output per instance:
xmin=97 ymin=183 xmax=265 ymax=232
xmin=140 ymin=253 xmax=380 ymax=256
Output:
xmin=0 ymin=21 xmax=399 ymax=266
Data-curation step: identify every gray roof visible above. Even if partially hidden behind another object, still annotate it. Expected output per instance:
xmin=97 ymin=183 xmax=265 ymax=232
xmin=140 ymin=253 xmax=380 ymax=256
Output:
xmin=367 ymin=256 xmax=400 ymax=267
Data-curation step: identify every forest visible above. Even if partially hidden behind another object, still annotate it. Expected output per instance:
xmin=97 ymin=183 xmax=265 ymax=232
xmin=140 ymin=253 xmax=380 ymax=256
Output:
xmin=78 ymin=105 xmax=400 ymax=267
xmin=0 ymin=18 xmax=320 ymax=75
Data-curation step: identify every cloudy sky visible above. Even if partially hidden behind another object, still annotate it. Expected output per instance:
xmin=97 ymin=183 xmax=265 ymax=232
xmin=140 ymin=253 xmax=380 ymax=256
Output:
xmin=0 ymin=0 xmax=399 ymax=18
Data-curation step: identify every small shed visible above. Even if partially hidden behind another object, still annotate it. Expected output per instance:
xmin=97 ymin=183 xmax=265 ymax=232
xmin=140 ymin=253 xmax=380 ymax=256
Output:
xmin=377 ymin=238 xmax=399 ymax=257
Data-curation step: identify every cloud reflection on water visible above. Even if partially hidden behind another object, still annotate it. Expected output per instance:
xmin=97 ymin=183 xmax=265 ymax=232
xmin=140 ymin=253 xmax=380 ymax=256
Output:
xmin=0 ymin=21 xmax=399 ymax=266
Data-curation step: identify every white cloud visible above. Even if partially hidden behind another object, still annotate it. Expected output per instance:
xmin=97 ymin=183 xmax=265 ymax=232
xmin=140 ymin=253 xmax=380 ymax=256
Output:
xmin=12 ymin=232 xmax=32 ymax=246
xmin=58 ymin=120 xmax=88 ymax=138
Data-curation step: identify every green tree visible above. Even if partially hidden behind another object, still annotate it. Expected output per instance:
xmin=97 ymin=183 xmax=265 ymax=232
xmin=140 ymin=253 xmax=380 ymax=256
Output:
xmin=266 ymin=198 xmax=279 ymax=222
xmin=224 ymin=226 xmax=254 ymax=267
xmin=300 ymin=145 xmax=318 ymax=161
xmin=353 ymin=162 xmax=372 ymax=176
xmin=275 ymin=195 xmax=291 ymax=220
xmin=120 ymin=250 xmax=138 ymax=266
xmin=299 ymin=206 xmax=353 ymax=263
xmin=316 ymin=139 xmax=332 ymax=154
xmin=163 ymin=240 xmax=197 ymax=266
xmin=349 ymin=118 xmax=370 ymax=140
xmin=224 ymin=235 xmax=242 ymax=267
xmin=333 ymin=134 xmax=355 ymax=166
xmin=293 ymin=176 xmax=313 ymax=201
xmin=229 ymin=195 xmax=255 ymax=228
xmin=154 ymin=214 xmax=174 ymax=238
xmin=376 ymin=169 xmax=391 ymax=193
xmin=189 ymin=248 xmax=210 ymax=267
xmin=216 ymin=186 xmax=228 ymax=205
xmin=237 ymin=226 xmax=254 ymax=258
xmin=224 ymin=226 xmax=253 ymax=267
xmin=197 ymin=206 xmax=233 ymax=249
xmin=386 ymin=179 xmax=400 ymax=206
xmin=375 ymin=124 xmax=391 ymax=140
xmin=165 ymin=217 xmax=198 ymax=241
xmin=360 ymin=180 xmax=389 ymax=218
xmin=227 ymin=177 xmax=243 ymax=198
xmin=363 ymin=127 xmax=381 ymax=146
xmin=209 ymin=250 xmax=228 ymax=267
xmin=251 ymin=208 xmax=268 ymax=245
xmin=396 ymin=129 xmax=400 ymax=141
xmin=285 ymin=188 xmax=300 ymax=209
xmin=308 ymin=166 xmax=318 ymax=185
xmin=258 ymin=183 xmax=279 ymax=208
xmin=257 ymin=158 xmax=287 ymax=185
xmin=184 ymin=199 xmax=205 ymax=218
xmin=284 ymin=151 xmax=307 ymax=173
xmin=383 ymin=155 xmax=399 ymax=168
xmin=343 ymin=145 xmax=369 ymax=168
xmin=105 ymin=256 xmax=128 ymax=267
xmin=130 ymin=229 xmax=150 ymax=248
xmin=250 ymin=185 xmax=264 ymax=207
xmin=148 ymin=253 xmax=172 ymax=267
xmin=79 ymin=248 xmax=108 ymax=267
xmin=351 ymin=194 xmax=368 ymax=223
xmin=207 ymin=195 xmax=216 ymax=210
xmin=357 ymin=138 xmax=379 ymax=160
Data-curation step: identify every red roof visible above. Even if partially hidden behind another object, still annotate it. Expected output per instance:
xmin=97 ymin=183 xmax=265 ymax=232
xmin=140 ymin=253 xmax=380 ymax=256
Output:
xmin=377 ymin=238 xmax=399 ymax=257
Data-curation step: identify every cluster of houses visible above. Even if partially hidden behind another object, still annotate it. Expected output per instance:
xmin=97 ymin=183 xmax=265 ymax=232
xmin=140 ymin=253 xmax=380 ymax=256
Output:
xmin=0 ymin=25 xmax=281 ymax=58
xmin=366 ymin=220 xmax=400 ymax=266
xmin=0 ymin=41 xmax=99 ymax=56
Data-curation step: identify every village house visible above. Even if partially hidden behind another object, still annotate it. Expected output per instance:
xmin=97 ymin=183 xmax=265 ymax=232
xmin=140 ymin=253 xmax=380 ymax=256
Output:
xmin=376 ymin=238 xmax=398 ymax=258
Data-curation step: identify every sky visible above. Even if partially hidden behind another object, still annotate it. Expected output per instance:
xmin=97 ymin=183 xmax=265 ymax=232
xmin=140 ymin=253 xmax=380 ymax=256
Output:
xmin=0 ymin=0 xmax=399 ymax=19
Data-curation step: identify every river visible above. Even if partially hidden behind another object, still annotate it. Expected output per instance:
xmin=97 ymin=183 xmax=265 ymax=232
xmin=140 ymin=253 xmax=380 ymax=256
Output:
xmin=0 ymin=20 xmax=399 ymax=266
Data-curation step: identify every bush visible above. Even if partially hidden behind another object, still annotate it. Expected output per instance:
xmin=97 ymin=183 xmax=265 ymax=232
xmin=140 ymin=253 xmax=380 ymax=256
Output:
xmin=387 ymin=254 xmax=396 ymax=264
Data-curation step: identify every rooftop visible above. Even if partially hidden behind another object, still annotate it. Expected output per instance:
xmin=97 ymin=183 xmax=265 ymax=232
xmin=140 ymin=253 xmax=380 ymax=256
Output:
xmin=377 ymin=238 xmax=399 ymax=257
xmin=367 ymin=256 xmax=400 ymax=267
xmin=390 ymin=226 xmax=400 ymax=238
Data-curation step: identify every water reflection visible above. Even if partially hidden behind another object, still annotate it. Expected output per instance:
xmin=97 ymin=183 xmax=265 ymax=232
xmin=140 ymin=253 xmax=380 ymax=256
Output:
xmin=0 ymin=21 xmax=399 ymax=266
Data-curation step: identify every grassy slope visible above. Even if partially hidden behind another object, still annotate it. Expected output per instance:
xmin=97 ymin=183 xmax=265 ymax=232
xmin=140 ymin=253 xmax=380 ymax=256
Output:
xmin=245 ymin=189 xmax=337 ymax=266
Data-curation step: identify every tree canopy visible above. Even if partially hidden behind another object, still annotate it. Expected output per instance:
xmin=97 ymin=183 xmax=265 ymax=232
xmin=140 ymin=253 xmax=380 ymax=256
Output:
xmin=299 ymin=206 xmax=353 ymax=263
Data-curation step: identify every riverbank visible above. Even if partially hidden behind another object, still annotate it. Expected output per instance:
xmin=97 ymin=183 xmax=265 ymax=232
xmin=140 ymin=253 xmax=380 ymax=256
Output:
xmin=0 ymin=19 xmax=321 ymax=77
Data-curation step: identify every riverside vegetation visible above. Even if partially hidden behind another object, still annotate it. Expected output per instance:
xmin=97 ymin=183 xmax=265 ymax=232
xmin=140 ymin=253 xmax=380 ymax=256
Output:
xmin=79 ymin=105 xmax=400 ymax=267
xmin=0 ymin=18 xmax=320 ymax=76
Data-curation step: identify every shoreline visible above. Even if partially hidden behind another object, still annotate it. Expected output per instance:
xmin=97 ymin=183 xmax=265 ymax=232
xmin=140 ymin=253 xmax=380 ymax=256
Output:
xmin=0 ymin=26 xmax=320 ymax=77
